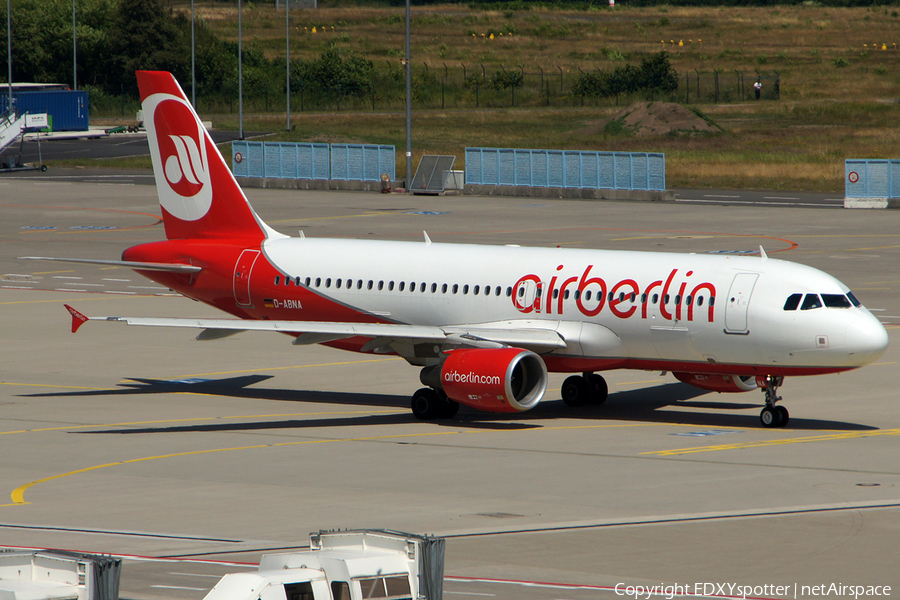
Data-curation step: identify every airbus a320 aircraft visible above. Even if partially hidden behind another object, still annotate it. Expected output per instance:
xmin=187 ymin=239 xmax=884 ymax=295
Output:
xmin=27 ymin=71 xmax=889 ymax=428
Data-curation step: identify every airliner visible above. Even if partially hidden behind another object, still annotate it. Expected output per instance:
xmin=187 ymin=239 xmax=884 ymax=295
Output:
xmin=25 ymin=71 xmax=889 ymax=428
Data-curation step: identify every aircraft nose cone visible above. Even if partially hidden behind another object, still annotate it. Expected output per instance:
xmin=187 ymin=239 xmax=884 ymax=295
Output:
xmin=846 ymin=313 xmax=890 ymax=365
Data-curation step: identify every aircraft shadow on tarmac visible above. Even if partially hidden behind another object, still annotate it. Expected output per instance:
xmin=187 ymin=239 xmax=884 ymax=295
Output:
xmin=22 ymin=374 xmax=876 ymax=433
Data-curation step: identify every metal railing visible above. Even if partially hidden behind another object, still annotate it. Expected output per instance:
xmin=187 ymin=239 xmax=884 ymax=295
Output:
xmin=465 ymin=147 xmax=665 ymax=191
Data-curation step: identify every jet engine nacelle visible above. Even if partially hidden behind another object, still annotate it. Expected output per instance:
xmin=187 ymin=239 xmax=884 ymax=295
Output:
xmin=673 ymin=372 xmax=760 ymax=393
xmin=440 ymin=348 xmax=548 ymax=412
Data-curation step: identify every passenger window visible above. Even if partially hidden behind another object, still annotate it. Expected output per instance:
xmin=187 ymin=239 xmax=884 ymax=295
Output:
xmin=295 ymin=277 xmax=301 ymax=286
xmin=355 ymin=575 xmax=411 ymax=600
xmin=325 ymin=278 xmax=331 ymax=288
xmin=378 ymin=281 xmax=384 ymax=291
xmin=463 ymin=285 xmax=469 ymax=295
xmin=419 ymin=282 xmax=426 ymax=292
xmin=553 ymin=289 xmax=559 ymax=299
xmin=641 ymin=293 xmax=647 ymax=303
xmin=664 ymin=294 xmax=670 ymax=304
xmin=822 ymin=294 xmax=852 ymax=308
xmin=674 ymin=294 xmax=681 ymax=305
xmin=315 ymin=277 xmax=321 ymax=287
xmin=336 ymin=278 xmax=342 ymax=288
xmin=506 ymin=287 xmax=512 ymax=297
xmin=697 ymin=296 xmax=704 ymax=307
xmin=564 ymin=290 xmax=570 ymax=300
xmin=284 ymin=582 xmax=314 ymax=600
xmin=474 ymin=285 xmax=480 ymax=295
xmin=305 ymin=277 xmax=311 ymax=286
xmin=399 ymin=282 xmax=405 ymax=291
xmin=495 ymin=286 xmax=502 ymax=296
xmin=441 ymin=283 xmax=448 ymax=293
xmin=431 ymin=283 xmax=437 ymax=293
xmin=709 ymin=296 xmax=715 ymax=306
xmin=358 ymin=280 xmax=364 ymax=290
xmin=367 ymin=281 xmax=373 ymax=290
xmin=388 ymin=281 xmax=395 ymax=291
xmin=274 ymin=276 xmax=281 ymax=285
xmin=652 ymin=293 xmax=659 ymax=304
xmin=453 ymin=284 xmax=459 ymax=294
xmin=332 ymin=582 xmax=351 ymax=600
xmin=783 ymin=293 xmax=802 ymax=311
xmin=684 ymin=295 xmax=690 ymax=305
xmin=801 ymin=294 xmax=823 ymax=310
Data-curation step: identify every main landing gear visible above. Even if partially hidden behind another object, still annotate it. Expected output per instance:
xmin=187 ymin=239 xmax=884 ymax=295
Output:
xmin=758 ymin=375 xmax=789 ymax=428
xmin=411 ymin=387 xmax=459 ymax=420
xmin=561 ymin=373 xmax=609 ymax=407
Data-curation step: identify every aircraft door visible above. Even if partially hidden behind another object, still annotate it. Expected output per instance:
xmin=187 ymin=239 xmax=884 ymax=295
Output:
xmin=724 ymin=273 xmax=759 ymax=334
xmin=233 ymin=249 xmax=260 ymax=307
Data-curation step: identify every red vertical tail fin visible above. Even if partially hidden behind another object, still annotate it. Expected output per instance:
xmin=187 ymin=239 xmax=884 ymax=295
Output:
xmin=136 ymin=71 xmax=272 ymax=242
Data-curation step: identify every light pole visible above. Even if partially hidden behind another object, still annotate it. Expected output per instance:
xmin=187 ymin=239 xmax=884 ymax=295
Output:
xmin=238 ymin=0 xmax=243 ymax=140
xmin=285 ymin=0 xmax=290 ymax=131
xmin=72 ymin=0 xmax=76 ymax=90
xmin=6 ymin=0 xmax=11 ymax=112
xmin=404 ymin=0 xmax=411 ymax=190
xmin=191 ymin=0 xmax=195 ymax=107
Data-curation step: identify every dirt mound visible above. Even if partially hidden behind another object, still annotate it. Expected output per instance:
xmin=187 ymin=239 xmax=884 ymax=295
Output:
xmin=589 ymin=102 xmax=720 ymax=137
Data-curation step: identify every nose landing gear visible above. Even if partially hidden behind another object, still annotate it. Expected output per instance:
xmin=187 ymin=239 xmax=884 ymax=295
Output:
xmin=758 ymin=375 xmax=789 ymax=428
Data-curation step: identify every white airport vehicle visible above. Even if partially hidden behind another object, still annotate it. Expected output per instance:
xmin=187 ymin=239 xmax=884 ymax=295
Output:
xmin=203 ymin=530 xmax=444 ymax=600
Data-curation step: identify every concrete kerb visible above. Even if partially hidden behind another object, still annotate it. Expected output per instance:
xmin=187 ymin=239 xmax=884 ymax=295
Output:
xmin=843 ymin=197 xmax=900 ymax=209
xmin=236 ymin=176 xmax=675 ymax=201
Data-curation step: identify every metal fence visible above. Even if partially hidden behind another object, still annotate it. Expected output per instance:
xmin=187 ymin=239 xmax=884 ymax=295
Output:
xmin=465 ymin=148 xmax=665 ymax=191
xmin=845 ymin=159 xmax=900 ymax=199
xmin=232 ymin=141 xmax=395 ymax=182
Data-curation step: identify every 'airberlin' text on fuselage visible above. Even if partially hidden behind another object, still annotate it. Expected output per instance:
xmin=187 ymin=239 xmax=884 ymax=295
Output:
xmin=512 ymin=266 xmax=717 ymax=322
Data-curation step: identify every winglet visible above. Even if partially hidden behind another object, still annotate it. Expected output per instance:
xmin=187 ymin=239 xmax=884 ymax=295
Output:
xmin=65 ymin=304 xmax=89 ymax=333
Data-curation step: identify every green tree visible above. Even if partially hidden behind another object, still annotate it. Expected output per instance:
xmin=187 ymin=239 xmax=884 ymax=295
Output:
xmin=638 ymin=51 xmax=678 ymax=93
xmin=104 ymin=0 xmax=190 ymax=88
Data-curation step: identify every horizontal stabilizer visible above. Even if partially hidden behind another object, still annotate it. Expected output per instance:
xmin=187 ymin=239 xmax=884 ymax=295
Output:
xmin=20 ymin=256 xmax=201 ymax=273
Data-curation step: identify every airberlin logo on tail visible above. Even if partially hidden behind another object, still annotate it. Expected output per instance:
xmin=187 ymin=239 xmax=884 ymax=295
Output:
xmin=144 ymin=93 xmax=212 ymax=222
xmin=164 ymin=133 xmax=204 ymax=195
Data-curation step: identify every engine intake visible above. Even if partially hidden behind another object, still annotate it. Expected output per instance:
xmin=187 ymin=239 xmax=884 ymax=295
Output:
xmin=438 ymin=348 xmax=548 ymax=412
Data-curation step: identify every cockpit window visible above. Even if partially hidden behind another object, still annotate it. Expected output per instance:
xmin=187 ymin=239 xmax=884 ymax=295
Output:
xmin=847 ymin=291 xmax=862 ymax=307
xmin=783 ymin=293 xmax=802 ymax=311
xmin=822 ymin=294 xmax=852 ymax=308
xmin=800 ymin=294 xmax=823 ymax=310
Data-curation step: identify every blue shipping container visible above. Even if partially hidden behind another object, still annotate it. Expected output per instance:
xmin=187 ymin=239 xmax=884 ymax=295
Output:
xmin=0 ymin=90 xmax=89 ymax=132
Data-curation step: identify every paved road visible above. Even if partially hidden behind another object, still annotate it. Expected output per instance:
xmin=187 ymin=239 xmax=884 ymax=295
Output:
xmin=1 ymin=179 xmax=898 ymax=599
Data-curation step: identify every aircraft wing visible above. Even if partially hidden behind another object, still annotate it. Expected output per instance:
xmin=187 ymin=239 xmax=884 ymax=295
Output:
xmin=64 ymin=305 xmax=568 ymax=352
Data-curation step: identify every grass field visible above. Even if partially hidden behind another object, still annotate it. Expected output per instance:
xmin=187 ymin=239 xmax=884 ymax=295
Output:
xmin=97 ymin=3 xmax=900 ymax=191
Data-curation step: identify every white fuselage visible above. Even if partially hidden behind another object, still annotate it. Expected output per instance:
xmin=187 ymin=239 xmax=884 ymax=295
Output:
xmin=259 ymin=237 xmax=888 ymax=375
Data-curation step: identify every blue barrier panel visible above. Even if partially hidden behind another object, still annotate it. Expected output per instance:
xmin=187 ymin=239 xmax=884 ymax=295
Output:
xmin=465 ymin=147 xmax=665 ymax=190
xmin=298 ymin=143 xmax=330 ymax=180
xmin=845 ymin=159 xmax=900 ymax=198
xmin=331 ymin=144 xmax=395 ymax=181
xmin=232 ymin=141 xmax=265 ymax=178
xmin=232 ymin=142 xmax=390 ymax=181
